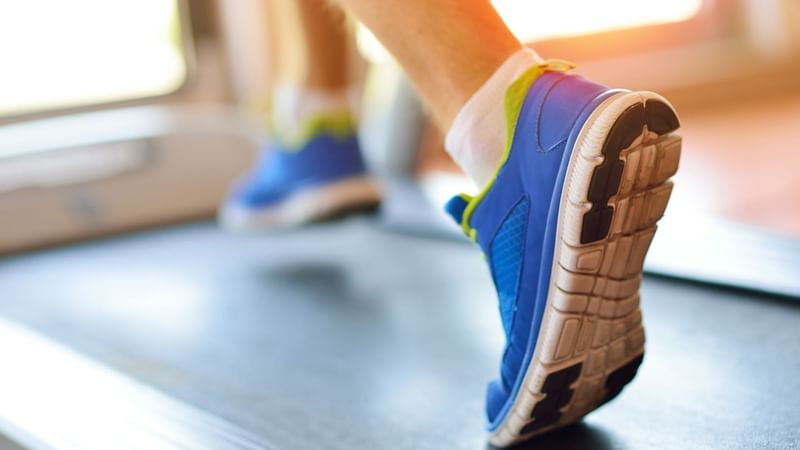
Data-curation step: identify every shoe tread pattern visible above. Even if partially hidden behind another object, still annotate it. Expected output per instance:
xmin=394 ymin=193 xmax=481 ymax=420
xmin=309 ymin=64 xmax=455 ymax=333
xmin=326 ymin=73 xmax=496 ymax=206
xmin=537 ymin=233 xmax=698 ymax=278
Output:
xmin=493 ymin=95 xmax=680 ymax=447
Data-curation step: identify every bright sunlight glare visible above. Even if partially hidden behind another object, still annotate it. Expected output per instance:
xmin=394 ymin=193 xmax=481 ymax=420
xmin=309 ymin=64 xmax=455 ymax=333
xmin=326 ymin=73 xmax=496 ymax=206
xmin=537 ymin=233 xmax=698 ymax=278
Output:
xmin=0 ymin=0 xmax=186 ymax=116
xmin=493 ymin=0 xmax=704 ymax=43
xmin=359 ymin=0 xmax=703 ymax=63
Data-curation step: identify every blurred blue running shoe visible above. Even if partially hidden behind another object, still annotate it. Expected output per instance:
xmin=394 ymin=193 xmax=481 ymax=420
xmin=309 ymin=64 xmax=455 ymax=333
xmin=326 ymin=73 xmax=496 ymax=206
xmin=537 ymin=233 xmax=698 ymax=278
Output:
xmin=219 ymin=115 xmax=381 ymax=230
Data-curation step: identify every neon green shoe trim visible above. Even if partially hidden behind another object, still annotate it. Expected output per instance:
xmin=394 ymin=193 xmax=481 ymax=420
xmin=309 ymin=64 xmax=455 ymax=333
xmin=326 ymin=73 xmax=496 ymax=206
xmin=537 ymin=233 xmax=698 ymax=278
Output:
xmin=271 ymin=112 xmax=357 ymax=151
xmin=458 ymin=59 xmax=576 ymax=240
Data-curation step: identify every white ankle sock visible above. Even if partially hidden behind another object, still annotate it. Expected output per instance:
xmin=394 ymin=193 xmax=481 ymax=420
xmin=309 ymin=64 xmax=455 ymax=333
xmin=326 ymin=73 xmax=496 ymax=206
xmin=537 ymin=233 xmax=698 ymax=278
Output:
xmin=444 ymin=48 xmax=543 ymax=187
xmin=271 ymin=84 xmax=355 ymax=140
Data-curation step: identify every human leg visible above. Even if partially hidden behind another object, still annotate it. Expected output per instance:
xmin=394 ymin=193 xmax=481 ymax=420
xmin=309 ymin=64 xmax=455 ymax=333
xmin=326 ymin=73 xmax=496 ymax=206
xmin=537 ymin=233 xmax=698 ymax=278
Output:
xmin=331 ymin=0 xmax=682 ymax=446
xmin=219 ymin=0 xmax=380 ymax=230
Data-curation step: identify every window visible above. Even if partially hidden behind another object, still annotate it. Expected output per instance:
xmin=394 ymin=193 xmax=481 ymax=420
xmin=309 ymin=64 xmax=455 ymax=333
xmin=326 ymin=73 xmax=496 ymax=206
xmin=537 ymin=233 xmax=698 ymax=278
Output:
xmin=358 ymin=1 xmax=709 ymax=63
xmin=493 ymin=0 xmax=704 ymax=43
xmin=0 ymin=0 xmax=188 ymax=118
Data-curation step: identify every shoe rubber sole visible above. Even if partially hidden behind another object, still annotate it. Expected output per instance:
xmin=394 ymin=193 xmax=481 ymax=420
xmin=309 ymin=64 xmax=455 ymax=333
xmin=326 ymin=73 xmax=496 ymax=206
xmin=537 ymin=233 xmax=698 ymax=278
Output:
xmin=219 ymin=176 xmax=382 ymax=231
xmin=490 ymin=91 xmax=681 ymax=447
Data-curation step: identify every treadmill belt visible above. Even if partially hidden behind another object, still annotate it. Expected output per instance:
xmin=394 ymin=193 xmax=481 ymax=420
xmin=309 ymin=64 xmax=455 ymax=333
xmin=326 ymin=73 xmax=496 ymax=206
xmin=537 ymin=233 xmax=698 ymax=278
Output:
xmin=0 ymin=221 xmax=798 ymax=449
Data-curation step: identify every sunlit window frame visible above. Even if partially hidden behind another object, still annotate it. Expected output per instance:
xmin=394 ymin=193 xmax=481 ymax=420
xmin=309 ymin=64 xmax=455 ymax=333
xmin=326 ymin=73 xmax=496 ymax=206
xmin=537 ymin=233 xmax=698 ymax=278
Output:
xmin=0 ymin=0 xmax=196 ymax=126
xmin=526 ymin=0 xmax=737 ymax=61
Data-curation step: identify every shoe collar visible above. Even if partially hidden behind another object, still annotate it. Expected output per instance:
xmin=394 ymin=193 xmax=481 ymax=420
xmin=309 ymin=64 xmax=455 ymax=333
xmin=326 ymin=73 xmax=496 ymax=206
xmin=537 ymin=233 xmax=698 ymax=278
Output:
xmin=445 ymin=59 xmax=576 ymax=242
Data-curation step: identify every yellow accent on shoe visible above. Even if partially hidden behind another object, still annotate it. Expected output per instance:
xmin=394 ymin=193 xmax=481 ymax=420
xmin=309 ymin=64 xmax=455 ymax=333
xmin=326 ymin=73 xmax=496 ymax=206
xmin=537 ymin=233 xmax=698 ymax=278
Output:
xmin=271 ymin=112 xmax=357 ymax=150
xmin=459 ymin=59 xmax=576 ymax=241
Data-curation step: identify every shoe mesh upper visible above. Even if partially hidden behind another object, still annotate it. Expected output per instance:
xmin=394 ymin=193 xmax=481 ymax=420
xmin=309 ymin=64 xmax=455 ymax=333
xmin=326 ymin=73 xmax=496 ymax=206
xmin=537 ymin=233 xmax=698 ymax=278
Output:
xmin=490 ymin=197 xmax=529 ymax=336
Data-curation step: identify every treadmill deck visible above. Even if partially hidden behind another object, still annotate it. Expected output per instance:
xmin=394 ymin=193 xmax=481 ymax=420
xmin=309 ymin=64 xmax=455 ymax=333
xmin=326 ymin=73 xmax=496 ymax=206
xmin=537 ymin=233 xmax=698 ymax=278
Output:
xmin=0 ymin=220 xmax=798 ymax=449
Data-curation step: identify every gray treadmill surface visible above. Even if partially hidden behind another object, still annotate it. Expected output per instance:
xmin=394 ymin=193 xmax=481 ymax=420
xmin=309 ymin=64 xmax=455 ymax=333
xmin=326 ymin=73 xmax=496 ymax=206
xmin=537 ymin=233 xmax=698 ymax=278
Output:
xmin=1 ymin=220 xmax=799 ymax=450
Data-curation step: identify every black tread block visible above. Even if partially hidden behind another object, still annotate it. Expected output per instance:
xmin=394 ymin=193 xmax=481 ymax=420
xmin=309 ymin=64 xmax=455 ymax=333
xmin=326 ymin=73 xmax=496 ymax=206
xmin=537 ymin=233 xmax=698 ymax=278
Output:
xmin=606 ymin=354 xmax=644 ymax=390
xmin=602 ymin=353 xmax=645 ymax=404
xmin=521 ymin=363 xmax=583 ymax=434
xmin=580 ymin=210 xmax=602 ymax=243
xmin=520 ymin=412 xmax=560 ymax=435
xmin=604 ymin=103 xmax=647 ymax=155
xmin=645 ymin=100 xmax=680 ymax=135
xmin=531 ymin=389 xmax=574 ymax=419
xmin=580 ymin=103 xmax=645 ymax=244
xmin=541 ymin=363 xmax=583 ymax=392
xmin=580 ymin=206 xmax=614 ymax=244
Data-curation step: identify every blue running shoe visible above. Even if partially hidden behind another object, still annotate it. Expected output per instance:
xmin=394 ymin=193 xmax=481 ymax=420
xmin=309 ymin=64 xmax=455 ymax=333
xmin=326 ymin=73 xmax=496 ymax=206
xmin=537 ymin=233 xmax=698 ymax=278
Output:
xmin=445 ymin=61 xmax=681 ymax=447
xmin=219 ymin=116 xmax=381 ymax=230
